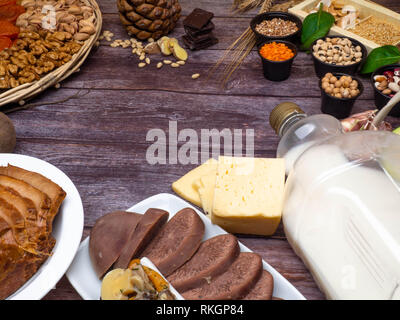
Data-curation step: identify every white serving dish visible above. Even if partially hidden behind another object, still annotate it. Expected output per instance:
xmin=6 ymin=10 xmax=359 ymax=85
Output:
xmin=0 ymin=154 xmax=84 ymax=300
xmin=66 ymin=193 xmax=305 ymax=300
xmin=140 ymin=257 xmax=184 ymax=300
xmin=289 ymin=0 xmax=400 ymax=53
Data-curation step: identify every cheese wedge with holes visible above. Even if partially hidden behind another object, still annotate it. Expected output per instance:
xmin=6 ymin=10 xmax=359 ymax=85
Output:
xmin=211 ymin=156 xmax=285 ymax=236
xmin=172 ymin=158 xmax=217 ymax=207
xmin=195 ymin=174 xmax=216 ymax=217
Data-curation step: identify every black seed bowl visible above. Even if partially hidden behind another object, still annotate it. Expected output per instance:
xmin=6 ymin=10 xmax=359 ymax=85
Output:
xmin=250 ymin=12 xmax=302 ymax=46
xmin=257 ymin=40 xmax=298 ymax=82
xmin=320 ymin=72 xmax=364 ymax=119
xmin=311 ymin=35 xmax=367 ymax=78
xmin=371 ymin=64 xmax=400 ymax=118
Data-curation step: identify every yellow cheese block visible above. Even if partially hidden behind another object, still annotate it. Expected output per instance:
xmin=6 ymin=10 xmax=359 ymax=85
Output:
xmin=211 ymin=156 xmax=285 ymax=236
xmin=195 ymin=174 xmax=216 ymax=217
xmin=172 ymin=158 xmax=218 ymax=207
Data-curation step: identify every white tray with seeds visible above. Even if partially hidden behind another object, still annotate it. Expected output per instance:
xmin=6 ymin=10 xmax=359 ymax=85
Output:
xmin=289 ymin=0 xmax=400 ymax=53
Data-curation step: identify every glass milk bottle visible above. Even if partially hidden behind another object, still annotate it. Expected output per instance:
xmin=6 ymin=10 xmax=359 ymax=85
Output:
xmin=269 ymin=102 xmax=343 ymax=175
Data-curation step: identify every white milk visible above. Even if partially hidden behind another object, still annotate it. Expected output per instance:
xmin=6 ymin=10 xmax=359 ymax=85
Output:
xmin=283 ymin=144 xmax=400 ymax=300
xmin=282 ymin=141 xmax=315 ymax=175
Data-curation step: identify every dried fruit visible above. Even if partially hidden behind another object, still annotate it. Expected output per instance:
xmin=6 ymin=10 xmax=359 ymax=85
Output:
xmin=0 ymin=36 xmax=12 ymax=51
xmin=0 ymin=20 xmax=19 ymax=39
xmin=158 ymin=37 xmax=172 ymax=56
xmin=0 ymin=4 xmax=25 ymax=23
xmin=170 ymin=41 xmax=188 ymax=61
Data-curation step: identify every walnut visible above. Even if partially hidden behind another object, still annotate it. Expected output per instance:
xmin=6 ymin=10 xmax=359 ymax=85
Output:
xmin=0 ymin=29 xmax=82 ymax=89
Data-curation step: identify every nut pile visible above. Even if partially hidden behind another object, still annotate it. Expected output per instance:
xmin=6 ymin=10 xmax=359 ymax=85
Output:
xmin=0 ymin=30 xmax=82 ymax=89
xmin=255 ymin=18 xmax=298 ymax=37
xmin=101 ymin=31 xmax=200 ymax=79
xmin=321 ymin=73 xmax=360 ymax=99
xmin=313 ymin=37 xmax=363 ymax=66
xmin=374 ymin=68 xmax=400 ymax=97
xmin=16 ymin=0 xmax=96 ymax=42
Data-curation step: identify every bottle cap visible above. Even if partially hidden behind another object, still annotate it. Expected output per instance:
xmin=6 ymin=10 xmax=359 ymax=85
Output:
xmin=269 ymin=102 xmax=305 ymax=135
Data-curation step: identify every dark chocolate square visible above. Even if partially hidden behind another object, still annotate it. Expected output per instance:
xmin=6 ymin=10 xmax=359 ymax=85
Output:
xmin=182 ymin=35 xmax=218 ymax=51
xmin=183 ymin=8 xmax=214 ymax=30
xmin=184 ymin=21 xmax=215 ymax=37
xmin=185 ymin=31 xmax=215 ymax=43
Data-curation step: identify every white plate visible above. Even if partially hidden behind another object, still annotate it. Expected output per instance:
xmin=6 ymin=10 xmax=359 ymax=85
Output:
xmin=66 ymin=193 xmax=305 ymax=300
xmin=0 ymin=154 xmax=84 ymax=300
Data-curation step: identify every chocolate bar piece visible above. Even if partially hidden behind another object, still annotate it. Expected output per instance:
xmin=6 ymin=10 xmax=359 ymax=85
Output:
xmin=184 ymin=21 xmax=215 ymax=37
xmin=183 ymin=8 xmax=214 ymax=30
xmin=182 ymin=35 xmax=218 ymax=51
xmin=185 ymin=31 xmax=215 ymax=44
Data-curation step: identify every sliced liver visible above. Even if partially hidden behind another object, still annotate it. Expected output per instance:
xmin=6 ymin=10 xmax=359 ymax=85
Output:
xmin=114 ymin=208 xmax=169 ymax=269
xmin=182 ymin=252 xmax=263 ymax=300
xmin=89 ymin=211 xmax=142 ymax=278
xmin=168 ymin=234 xmax=240 ymax=292
xmin=141 ymin=208 xmax=205 ymax=276
xmin=242 ymin=270 xmax=274 ymax=300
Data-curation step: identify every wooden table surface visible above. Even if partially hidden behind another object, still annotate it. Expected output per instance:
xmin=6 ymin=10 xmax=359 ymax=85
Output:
xmin=5 ymin=0 xmax=400 ymax=300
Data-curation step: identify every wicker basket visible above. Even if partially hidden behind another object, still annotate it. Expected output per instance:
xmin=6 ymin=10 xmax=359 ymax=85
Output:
xmin=0 ymin=0 xmax=103 ymax=107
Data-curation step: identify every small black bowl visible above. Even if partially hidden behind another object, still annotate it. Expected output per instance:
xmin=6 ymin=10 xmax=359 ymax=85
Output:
xmin=257 ymin=40 xmax=298 ymax=82
xmin=311 ymin=35 xmax=368 ymax=78
xmin=320 ymin=73 xmax=364 ymax=119
xmin=250 ymin=12 xmax=302 ymax=46
xmin=371 ymin=64 xmax=400 ymax=118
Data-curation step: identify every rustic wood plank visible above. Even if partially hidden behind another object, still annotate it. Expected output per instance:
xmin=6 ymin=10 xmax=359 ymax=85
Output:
xmin=59 ymin=45 xmax=384 ymax=100
xmin=98 ymin=0 xmax=400 ymax=16
xmin=6 ymin=0 xmax=400 ymax=301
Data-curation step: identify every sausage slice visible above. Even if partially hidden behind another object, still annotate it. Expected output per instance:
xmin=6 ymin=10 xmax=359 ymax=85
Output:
xmin=114 ymin=208 xmax=169 ymax=269
xmin=242 ymin=270 xmax=274 ymax=300
xmin=141 ymin=208 xmax=205 ymax=276
xmin=89 ymin=211 xmax=141 ymax=278
xmin=182 ymin=252 xmax=263 ymax=300
xmin=168 ymin=234 xmax=240 ymax=292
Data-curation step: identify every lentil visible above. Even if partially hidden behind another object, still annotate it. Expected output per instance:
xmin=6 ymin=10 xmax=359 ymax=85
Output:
xmin=259 ymin=42 xmax=294 ymax=61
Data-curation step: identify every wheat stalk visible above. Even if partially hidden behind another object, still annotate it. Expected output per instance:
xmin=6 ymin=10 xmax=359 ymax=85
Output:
xmin=232 ymin=0 xmax=267 ymax=13
xmin=210 ymin=0 xmax=274 ymax=87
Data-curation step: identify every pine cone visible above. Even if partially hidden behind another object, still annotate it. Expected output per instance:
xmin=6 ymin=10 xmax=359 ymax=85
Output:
xmin=117 ymin=0 xmax=181 ymax=40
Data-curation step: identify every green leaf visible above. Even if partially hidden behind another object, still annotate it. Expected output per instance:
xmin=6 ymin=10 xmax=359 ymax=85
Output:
xmin=360 ymin=45 xmax=400 ymax=74
xmin=300 ymin=4 xmax=335 ymax=51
